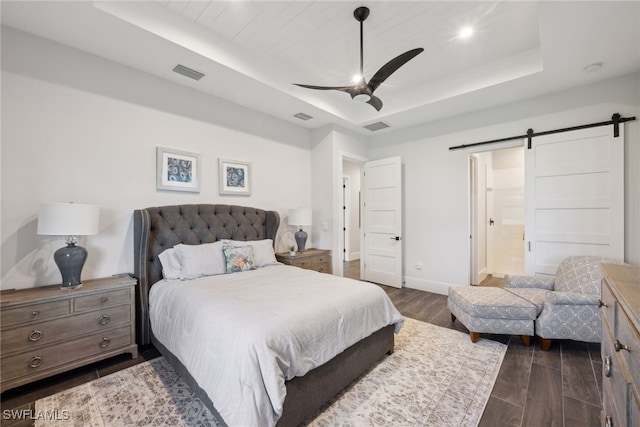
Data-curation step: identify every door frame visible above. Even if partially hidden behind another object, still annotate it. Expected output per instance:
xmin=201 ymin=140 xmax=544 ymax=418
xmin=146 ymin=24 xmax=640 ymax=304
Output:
xmin=468 ymin=142 xmax=523 ymax=285
xmin=335 ymin=151 xmax=368 ymax=277
xmin=342 ymin=175 xmax=351 ymax=262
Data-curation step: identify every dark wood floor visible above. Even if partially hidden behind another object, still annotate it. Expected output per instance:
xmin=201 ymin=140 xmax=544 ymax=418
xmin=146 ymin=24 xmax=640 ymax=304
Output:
xmin=1 ymin=263 xmax=602 ymax=427
xmin=344 ymin=260 xmax=603 ymax=427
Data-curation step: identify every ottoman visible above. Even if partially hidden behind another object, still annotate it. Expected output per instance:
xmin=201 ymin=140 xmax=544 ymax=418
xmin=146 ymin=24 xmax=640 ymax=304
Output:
xmin=448 ymin=286 xmax=537 ymax=345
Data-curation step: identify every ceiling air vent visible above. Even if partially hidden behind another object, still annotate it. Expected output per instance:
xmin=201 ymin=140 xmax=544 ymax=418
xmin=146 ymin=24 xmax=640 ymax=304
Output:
xmin=363 ymin=121 xmax=390 ymax=131
xmin=293 ymin=112 xmax=313 ymax=121
xmin=172 ymin=64 xmax=205 ymax=81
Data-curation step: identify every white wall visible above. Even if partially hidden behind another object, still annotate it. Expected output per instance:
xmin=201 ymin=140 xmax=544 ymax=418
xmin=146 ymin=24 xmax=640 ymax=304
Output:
xmin=1 ymin=28 xmax=313 ymax=290
xmin=370 ymin=73 xmax=640 ymax=294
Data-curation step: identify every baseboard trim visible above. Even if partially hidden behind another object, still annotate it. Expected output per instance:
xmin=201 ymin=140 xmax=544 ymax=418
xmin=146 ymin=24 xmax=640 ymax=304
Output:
xmin=404 ymin=276 xmax=458 ymax=296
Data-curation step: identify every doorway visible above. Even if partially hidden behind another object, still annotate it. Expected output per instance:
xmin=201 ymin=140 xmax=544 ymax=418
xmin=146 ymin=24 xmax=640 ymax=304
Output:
xmin=342 ymin=159 xmax=362 ymax=262
xmin=470 ymin=146 xmax=525 ymax=284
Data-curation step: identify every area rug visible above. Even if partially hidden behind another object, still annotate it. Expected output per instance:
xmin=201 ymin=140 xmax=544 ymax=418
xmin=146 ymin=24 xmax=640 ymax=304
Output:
xmin=35 ymin=318 xmax=506 ymax=427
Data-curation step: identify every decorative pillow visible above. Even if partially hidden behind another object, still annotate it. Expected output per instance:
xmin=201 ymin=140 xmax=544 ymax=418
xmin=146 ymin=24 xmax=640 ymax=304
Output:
xmin=223 ymin=245 xmax=256 ymax=273
xmin=158 ymin=248 xmax=181 ymax=280
xmin=222 ymin=239 xmax=278 ymax=267
xmin=174 ymin=241 xmax=226 ymax=280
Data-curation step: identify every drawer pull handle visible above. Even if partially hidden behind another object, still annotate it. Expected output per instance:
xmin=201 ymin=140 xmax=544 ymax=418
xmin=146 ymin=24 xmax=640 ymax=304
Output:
xmin=31 ymin=311 xmax=40 ymax=317
xmin=99 ymin=314 xmax=111 ymax=326
xmin=599 ymin=300 xmax=608 ymax=308
xmin=605 ymin=415 xmax=613 ymax=427
xmin=29 ymin=356 xmax=43 ymax=368
xmin=28 ymin=330 xmax=43 ymax=342
xmin=603 ymin=355 xmax=612 ymax=377
xmin=101 ymin=297 xmax=109 ymax=303
xmin=99 ymin=337 xmax=111 ymax=348
xmin=614 ymin=339 xmax=631 ymax=352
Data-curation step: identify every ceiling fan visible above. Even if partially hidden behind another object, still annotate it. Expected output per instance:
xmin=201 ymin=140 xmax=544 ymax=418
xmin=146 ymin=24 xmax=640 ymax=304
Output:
xmin=293 ymin=6 xmax=423 ymax=112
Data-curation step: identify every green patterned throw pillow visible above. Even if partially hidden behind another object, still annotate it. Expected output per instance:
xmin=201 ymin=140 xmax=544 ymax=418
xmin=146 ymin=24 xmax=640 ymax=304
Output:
xmin=223 ymin=245 xmax=257 ymax=273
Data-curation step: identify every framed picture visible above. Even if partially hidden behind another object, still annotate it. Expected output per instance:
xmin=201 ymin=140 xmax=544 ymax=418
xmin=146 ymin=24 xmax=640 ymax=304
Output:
xmin=219 ymin=158 xmax=251 ymax=195
xmin=156 ymin=147 xmax=201 ymax=192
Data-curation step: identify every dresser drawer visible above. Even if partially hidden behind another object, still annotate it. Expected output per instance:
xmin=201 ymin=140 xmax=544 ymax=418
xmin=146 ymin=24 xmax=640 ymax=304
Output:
xmin=630 ymin=390 xmax=640 ymax=427
xmin=602 ymin=380 xmax=623 ymax=427
xmin=616 ymin=308 xmax=640 ymax=389
xmin=2 ymin=304 xmax=132 ymax=354
xmin=602 ymin=332 xmax=632 ymax=426
xmin=601 ymin=282 xmax=617 ymax=333
xmin=1 ymin=325 xmax=133 ymax=383
xmin=73 ymin=288 xmax=132 ymax=312
xmin=1 ymin=299 xmax=70 ymax=327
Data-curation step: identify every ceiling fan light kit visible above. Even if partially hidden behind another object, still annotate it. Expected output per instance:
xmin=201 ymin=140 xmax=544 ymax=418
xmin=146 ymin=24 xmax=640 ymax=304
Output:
xmin=293 ymin=6 xmax=423 ymax=111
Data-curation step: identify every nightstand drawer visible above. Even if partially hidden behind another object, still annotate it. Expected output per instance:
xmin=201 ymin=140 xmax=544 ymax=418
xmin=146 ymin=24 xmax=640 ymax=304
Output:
xmin=74 ymin=288 xmax=132 ymax=312
xmin=276 ymin=249 xmax=332 ymax=274
xmin=1 ymin=299 xmax=70 ymax=327
xmin=1 ymin=325 xmax=133 ymax=383
xmin=2 ymin=304 xmax=132 ymax=354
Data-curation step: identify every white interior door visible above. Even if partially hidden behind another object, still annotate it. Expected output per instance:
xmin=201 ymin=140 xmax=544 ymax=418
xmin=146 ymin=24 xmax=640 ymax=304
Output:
xmin=525 ymin=125 xmax=624 ymax=276
xmin=361 ymin=156 xmax=403 ymax=287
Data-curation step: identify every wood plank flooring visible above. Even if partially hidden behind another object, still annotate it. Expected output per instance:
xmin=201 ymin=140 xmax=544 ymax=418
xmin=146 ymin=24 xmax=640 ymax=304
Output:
xmin=343 ymin=261 xmax=602 ymax=427
xmin=1 ymin=263 xmax=602 ymax=427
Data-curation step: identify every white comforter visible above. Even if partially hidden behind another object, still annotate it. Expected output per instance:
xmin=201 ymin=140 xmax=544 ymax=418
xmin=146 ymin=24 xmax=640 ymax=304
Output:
xmin=149 ymin=264 xmax=403 ymax=427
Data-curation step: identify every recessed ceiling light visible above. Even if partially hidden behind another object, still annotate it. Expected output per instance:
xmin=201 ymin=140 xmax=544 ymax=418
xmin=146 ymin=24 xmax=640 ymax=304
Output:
xmin=583 ymin=62 xmax=604 ymax=73
xmin=458 ymin=26 xmax=474 ymax=39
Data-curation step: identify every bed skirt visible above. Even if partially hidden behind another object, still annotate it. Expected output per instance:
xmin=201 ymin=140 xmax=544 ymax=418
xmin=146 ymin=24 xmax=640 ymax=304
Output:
xmin=151 ymin=324 xmax=394 ymax=427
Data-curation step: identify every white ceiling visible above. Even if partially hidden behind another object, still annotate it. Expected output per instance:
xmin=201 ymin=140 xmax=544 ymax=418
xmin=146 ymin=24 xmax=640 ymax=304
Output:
xmin=2 ymin=1 xmax=639 ymax=135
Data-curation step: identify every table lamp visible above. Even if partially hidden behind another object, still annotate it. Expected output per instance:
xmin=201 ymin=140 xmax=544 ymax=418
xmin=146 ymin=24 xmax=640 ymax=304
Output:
xmin=37 ymin=202 xmax=100 ymax=289
xmin=288 ymin=208 xmax=312 ymax=252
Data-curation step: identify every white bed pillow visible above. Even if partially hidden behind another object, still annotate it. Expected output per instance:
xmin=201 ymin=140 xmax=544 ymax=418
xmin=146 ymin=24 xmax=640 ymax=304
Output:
xmin=174 ymin=241 xmax=226 ymax=280
xmin=222 ymin=239 xmax=278 ymax=267
xmin=158 ymin=248 xmax=182 ymax=280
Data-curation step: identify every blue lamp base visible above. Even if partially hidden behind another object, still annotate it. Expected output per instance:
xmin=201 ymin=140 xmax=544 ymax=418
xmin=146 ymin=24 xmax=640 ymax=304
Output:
xmin=54 ymin=243 xmax=87 ymax=289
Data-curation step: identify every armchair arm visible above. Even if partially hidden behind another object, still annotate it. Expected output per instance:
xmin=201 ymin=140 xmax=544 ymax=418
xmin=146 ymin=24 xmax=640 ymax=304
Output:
xmin=504 ymin=275 xmax=555 ymax=290
xmin=545 ymin=291 xmax=601 ymax=306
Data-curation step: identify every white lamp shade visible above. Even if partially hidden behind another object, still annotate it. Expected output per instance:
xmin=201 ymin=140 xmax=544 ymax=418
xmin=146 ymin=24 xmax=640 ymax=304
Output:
xmin=288 ymin=208 xmax=312 ymax=227
xmin=37 ymin=203 xmax=100 ymax=236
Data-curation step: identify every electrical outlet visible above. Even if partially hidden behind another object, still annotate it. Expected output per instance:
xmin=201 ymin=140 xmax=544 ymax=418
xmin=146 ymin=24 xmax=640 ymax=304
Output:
xmin=321 ymin=222 xmax=329 ymax=231
xmin=415 ymin=261 xmax=422 ymax=270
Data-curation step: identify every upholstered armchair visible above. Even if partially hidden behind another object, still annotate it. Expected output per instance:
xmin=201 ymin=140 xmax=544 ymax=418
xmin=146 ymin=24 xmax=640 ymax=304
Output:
xmin=504 ymin=256 xmax=612 ymax=350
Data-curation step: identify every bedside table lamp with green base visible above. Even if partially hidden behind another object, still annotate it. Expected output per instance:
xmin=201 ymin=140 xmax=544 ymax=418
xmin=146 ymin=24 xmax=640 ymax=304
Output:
xmin=37 ymin=202 xmax=100 ymax=290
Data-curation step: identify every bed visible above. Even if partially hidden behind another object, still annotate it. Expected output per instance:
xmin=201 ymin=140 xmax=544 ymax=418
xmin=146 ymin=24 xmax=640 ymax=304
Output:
xmin=133 ymin=204 xmax=402 ymax=426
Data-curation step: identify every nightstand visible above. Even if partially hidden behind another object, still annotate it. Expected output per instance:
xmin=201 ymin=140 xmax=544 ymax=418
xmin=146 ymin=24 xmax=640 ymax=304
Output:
xmin=0 ymin=275 xmax=138 ymax=393
xmin=276 ymin=248 xmax=332 ymax=274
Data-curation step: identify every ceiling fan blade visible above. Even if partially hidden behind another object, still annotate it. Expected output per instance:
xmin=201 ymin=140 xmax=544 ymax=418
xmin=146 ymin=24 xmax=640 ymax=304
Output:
xmin=293 ymin=83 xmax=355 ymax=94
xmin=367 ymin=95 xmax=383 ymax=111
xmin=367 ymin=48 xmax=424 ymax=92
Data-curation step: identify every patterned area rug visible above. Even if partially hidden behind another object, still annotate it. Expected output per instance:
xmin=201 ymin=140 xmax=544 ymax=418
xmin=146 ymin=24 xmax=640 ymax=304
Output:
xmin=35 ymin=318 xmax=506 ymax=427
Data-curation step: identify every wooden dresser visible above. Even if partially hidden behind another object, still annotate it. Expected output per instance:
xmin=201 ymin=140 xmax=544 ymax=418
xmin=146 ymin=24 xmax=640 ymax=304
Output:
xmin=276 ymin=248 xmax=332 ymax=274
xmin=1 ymin=275 xmax=138 ymax=392
xmin=600 ymin=263 xmax=640 ymax=427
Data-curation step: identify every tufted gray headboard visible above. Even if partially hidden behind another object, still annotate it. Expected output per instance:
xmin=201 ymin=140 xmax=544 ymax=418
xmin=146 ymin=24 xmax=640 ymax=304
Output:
xmin=133 ymin=204 xmax=280 ymax=345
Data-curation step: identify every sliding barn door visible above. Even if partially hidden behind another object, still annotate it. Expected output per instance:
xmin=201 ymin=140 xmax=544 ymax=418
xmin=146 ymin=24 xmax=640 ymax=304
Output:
xmin=361 ymin=156 xmax=403 ymax=287
xmin=524 ymin=125 xmax=624 ymax=276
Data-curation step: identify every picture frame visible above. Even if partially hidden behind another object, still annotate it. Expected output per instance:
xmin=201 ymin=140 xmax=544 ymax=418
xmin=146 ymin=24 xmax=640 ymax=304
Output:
xmin=219 ymin=158 xmax=251 ymax=196
xmin=156 ymin=147 xmax=201 ymax=192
